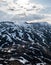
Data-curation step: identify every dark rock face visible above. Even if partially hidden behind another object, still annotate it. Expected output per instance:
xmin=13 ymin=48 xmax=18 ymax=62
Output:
xmin=0 ymin=22 xmax=51 ymax=65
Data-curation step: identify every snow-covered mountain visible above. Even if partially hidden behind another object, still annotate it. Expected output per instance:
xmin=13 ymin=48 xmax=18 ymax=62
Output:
xmin=0 ymin=22 xmax=51 ymax=65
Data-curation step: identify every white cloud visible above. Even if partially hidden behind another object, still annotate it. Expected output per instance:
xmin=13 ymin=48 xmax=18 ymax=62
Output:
xmin=0 ymin=0 xmax=51 ymax=24
xmin=0 ymin=0 xmax=43 ymax=15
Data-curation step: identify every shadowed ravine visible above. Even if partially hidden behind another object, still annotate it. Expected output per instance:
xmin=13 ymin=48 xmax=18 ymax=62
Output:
xmin=0 ymin=22 xmax=51 ymax=65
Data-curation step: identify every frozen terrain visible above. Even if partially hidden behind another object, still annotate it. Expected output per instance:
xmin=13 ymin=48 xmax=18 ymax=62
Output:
xmin=0 ymin=22 xmax=51 ymax=65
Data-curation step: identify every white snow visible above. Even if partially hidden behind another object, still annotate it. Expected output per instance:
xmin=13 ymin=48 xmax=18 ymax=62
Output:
xmin=0 ymin=64 xmax=3 ymax=65
xmin=8 ymin=50 xmax=11 ymax=53
xmin=7 ymin=35 xmax=12 ymax=42
xmin=19 ymin=32 xmax=23 ymax=38
xmin=9 ymin=57 xmax=15 ymax=61
xmin=16 ymin=37 xmax=21 ymax=41
xmin=27 ymin=33 xmax=34 ymax=42
xmin=37 ymin=63 xmax=46 ymax=65
xmin=17 ymin=57 xmax=29 ymax=64
xmin=11 ymin=32 xmax=16 ymax=38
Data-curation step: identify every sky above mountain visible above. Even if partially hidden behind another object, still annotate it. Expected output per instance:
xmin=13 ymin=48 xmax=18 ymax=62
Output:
xmin=0 ymin=0 xmax=51 ymax=24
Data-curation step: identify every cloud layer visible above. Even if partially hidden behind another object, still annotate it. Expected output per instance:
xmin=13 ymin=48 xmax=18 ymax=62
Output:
xmin=0 ymin=0 xmax=51 ymax=23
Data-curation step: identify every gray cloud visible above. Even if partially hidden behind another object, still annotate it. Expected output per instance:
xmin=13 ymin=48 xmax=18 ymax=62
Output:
xmin=10 ymin=14 xmax=45 ymax=23
xmin=0 ymin=11 xmax=13 ymax=21
xmin=0 ymin=1 xmax=8 ymax=7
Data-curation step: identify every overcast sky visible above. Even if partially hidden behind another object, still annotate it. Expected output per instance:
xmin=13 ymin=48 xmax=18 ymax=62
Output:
xmin=0 ymin=0 xmax=51 ymax=24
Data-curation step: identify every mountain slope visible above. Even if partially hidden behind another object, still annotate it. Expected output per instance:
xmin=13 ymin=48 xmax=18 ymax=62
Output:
xmin=0 ymin=22 xmax=51 ymax=65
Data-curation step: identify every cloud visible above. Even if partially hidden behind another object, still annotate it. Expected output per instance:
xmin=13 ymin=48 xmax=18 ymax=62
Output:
xmin=0 ymin=0 xmax=43 ymax=15
xmin=0 ymin=11 xmax=13 ymax=21
xmin=0 ymin=0 xmax=51 ymax=24
xmin=27 ymin=14 xmax=51 ymax=23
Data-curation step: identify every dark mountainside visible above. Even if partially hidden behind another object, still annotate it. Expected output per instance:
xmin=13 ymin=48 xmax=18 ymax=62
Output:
xmin=0 ymin=22 xmax=51 ymax=65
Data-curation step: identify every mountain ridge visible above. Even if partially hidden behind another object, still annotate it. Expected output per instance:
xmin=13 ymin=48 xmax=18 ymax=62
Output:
xmin=0 ymin=22 xmax=51 ymax=65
